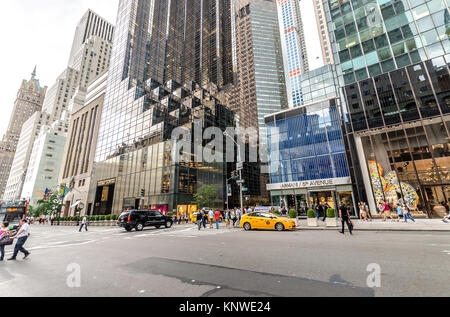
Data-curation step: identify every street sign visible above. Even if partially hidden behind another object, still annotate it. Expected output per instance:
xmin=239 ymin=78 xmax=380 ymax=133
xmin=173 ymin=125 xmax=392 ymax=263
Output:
xmin=237 ymin=162 xmax=243 ymax=171
xmin=236 ymin=180 xmax=245 ymax=185
xmin=243 ymin=187 xmax=249 ymax=192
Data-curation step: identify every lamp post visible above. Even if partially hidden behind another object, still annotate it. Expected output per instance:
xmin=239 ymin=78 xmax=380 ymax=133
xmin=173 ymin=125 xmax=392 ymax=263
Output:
xmin=223 ymin=131 xmax=244 ymax=213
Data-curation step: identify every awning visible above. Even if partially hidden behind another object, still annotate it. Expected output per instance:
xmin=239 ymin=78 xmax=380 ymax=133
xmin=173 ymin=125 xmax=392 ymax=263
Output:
xmin=70 ymin=200 xmax=82 ymax=208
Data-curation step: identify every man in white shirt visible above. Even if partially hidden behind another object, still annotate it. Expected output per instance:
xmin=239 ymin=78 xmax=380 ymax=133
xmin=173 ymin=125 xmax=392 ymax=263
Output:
xmin=8 ymin=219 xmax=31 ymax=261
xmin=208 ymin=210 xmax=214 ymax=229
xmin=79 ymin=216 xmax=88 ymax=232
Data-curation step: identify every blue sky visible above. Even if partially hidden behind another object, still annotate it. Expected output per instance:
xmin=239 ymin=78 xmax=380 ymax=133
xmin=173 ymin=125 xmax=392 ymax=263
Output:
xmin=0 ymin=0 xmax=119 ymax=137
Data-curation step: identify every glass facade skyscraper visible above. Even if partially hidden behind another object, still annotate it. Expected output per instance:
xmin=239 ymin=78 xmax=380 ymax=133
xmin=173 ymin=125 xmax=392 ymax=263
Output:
xmin=89 ymin=0 xmax=236 ymax=215
xmin=277 ymin=0 xmax=310 ymax=108
xmin=325 ymin=0 xmax=450 ymax=217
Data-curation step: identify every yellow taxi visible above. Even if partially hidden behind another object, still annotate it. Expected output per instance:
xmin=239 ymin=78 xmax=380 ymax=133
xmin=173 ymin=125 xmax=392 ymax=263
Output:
xmin=240 ymin=212 xmax=296 ymax=231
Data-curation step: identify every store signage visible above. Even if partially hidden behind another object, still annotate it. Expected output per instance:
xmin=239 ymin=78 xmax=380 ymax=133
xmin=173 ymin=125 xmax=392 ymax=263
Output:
xmin=97 ymin=178 xmax=116 ymax=187
xmin=267 ymin=177 xmax=352 ymax=191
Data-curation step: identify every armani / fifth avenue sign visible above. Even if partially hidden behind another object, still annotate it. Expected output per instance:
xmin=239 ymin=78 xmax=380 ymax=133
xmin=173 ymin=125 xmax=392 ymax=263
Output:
xmin=267 ymin=177 xmax=352 ymax=191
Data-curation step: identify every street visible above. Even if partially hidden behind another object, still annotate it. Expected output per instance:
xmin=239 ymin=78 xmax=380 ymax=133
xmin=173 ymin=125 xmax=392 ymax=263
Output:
xmin=1 ymin=224 xmax=449 ymax=297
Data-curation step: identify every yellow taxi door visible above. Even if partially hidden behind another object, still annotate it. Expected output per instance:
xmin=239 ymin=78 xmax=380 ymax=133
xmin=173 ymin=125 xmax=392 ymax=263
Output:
xmin=260 ymin=213 xmax=275 ymax=229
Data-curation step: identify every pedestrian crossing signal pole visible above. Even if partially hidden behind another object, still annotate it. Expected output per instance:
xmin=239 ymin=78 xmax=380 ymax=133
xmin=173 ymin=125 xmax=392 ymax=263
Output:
xmin=224 ymin=131 xmax=244 ymax=213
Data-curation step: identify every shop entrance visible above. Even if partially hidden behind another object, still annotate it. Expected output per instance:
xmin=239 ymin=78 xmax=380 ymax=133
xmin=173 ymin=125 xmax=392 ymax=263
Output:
xmin=309 ymin=191 xmax=336 ymax=210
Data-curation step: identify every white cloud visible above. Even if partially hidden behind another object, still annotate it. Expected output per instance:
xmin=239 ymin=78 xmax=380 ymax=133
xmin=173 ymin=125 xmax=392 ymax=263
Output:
xmin=0 ymin=0 xmax=119 ymax=137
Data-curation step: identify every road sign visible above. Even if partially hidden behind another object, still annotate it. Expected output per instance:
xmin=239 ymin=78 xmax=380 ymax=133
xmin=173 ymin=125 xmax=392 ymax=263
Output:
xmin=243 ymin=187 xmax=249 ymax=192
xmin=236 ymin=180 xmax=245 ymax=185
xmin=237 ymin=162 xmax=243 ymax=171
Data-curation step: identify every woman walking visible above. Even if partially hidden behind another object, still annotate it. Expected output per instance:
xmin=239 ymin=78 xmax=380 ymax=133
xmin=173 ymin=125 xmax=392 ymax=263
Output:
xmin=403 ymin=203 xmax=416 ymax=223
xmin=0 ymin=222 xmax=10 ymax=261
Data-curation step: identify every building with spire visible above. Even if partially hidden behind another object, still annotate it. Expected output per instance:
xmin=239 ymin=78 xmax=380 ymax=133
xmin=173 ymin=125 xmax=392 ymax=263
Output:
xmin=0 ymin=68 xmax=47 ymax=198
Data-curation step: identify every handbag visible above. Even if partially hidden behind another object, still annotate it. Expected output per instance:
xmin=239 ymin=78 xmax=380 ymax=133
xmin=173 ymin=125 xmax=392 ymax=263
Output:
xmin=349 ymin=220 xmax=355 ymax=231
xmin=0 ymin=238 xmax=13 ymax=246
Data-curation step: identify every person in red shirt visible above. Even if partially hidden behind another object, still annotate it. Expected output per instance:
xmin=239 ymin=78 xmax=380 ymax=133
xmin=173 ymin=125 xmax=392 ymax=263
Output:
xmin=214 ymin=210 xmax=222 ymax=230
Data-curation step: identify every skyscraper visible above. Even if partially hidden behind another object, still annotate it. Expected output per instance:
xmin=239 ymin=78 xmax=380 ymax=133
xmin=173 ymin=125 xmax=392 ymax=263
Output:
xmin=230 ymin=0 xmax=288 ymax=201
xmin=0 ymin=68 xmax=47 ymax=198
xmin=4 ymin=10 xmax=114 ymax=202
xmin=95 ymin=0 xmax=234 ymax=162
xmin=68 ymin=10 xmax=114 ymax=68
xmin=277 ymin=0 xmax=309 ymax=108
xmin=89 ymin=0 xmax=236 ymax=214
xmin=325 ymin=0 xmax=450 ymax=216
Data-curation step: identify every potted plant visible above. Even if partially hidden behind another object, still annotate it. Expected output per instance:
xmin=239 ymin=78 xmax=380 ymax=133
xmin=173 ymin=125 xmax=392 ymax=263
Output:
xmin=289 ymin=209 xmax=299 ymax=227
xmin=307 ymin=209 xmax=318 ymax=227
xmin=326 ymin=208 xmax=337 ymax=227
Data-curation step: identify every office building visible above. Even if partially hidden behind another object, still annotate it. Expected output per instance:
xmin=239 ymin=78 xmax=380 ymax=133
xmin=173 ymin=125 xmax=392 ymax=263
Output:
xmin=325 ymin=0 xmax=450 ymax=217
xmin=21 ymin=121 xmax=68 ymax=206
xmin=68 ymin=10 xmax=114 ymax=68
xmin=0 ymin=68 xmax=47 ymax=198
xmin=89 ymin=80 xmax=235 ymax=215
xmin=228 ymin=0 xmax=288 ymax=202
xmin=59 ymin=72 xmax=108 ymax=217
xmin=90 ymin=0 xmax=237 ymax=215
xmin=265 ymin=98 xmax=355 ymax=216
xmin=3 ymin=112 xmax=55 ymax=200
xmin=277 ymin=0 xmax=309 ymax=108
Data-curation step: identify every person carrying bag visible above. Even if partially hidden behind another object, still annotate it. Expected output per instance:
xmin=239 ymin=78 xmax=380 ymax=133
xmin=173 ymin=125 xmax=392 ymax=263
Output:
xmin=0 ymin=222 xmax=13 ymax=261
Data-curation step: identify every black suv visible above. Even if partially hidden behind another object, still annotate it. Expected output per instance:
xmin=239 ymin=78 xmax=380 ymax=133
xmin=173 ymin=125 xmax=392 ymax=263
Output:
xmin=118 ymin=210 xmax=173 ymax=232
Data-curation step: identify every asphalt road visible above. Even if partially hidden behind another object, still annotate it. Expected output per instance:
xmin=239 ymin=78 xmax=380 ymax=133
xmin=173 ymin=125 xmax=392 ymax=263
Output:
xmin=1 ymin=224 xmax=449 ymax=297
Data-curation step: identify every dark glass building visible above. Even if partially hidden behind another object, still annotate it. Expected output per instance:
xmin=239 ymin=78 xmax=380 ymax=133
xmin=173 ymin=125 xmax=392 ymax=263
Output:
xmin=89 ymin=0 xmax=236 ymax=215
xmin=325 ymin=0 xmax=450 ymax=217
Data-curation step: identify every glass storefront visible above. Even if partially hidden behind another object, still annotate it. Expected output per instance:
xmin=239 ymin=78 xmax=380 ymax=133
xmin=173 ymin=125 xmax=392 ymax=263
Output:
xmin=361 ymin=120 xmax=449 ymax=216
xmin=270 ymin=186 xmax=357 ymax=218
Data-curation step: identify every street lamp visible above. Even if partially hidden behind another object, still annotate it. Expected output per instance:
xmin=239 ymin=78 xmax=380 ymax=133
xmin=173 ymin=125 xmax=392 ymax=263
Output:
xmin=223 ymin=131 xmax=244 ymax=213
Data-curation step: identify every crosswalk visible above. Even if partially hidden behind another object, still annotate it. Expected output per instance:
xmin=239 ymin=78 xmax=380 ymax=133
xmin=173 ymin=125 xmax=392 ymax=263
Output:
xmin=6 ymin=224 xmax=238 ymax=253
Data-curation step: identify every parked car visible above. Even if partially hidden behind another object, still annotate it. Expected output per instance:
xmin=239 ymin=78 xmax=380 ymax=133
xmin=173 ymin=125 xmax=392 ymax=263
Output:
xmin=240 ymin=212 xmax=296 ymax=231
xmin=118 ymin=210 xmax=173 ymax=232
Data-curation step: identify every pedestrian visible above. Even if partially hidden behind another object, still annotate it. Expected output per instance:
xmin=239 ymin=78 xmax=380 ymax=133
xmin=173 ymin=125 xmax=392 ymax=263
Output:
xmin=383 ymin=201 xmax=394 ymax=221
xmin=322 ymin=203 xmax=329 ymax=222
xmin=79 ymin=216 xmax=88 ymax=232
xmin=197 ymin=210 xmax=204 ymax=231
xmin=236 ymin=208 xmax=242 ymax=223
xmin=202 ymin=209 xmax=207 ymax=229
xmin=225 ymin=210 xmax=231 ymax=229
xmin=359 ymin=202 xmax=367 ymax=221
xmin=0 ymin=222 xmax=11 ymax=262
xmin=396 ymin=204 xmax=403 ymax=222
xmin=214 ymin=210 xmax=221 ymax=230
xmin=339 ymin=203 xmax=353 ymax=235
xmin=364 ymin=202 xmax=373 ymax=222
xmin=231 ymin=209 xmax=237 ymax=228
xmin=403 ymin=203 xmax=416 ymax=223
xmin=8 ymin=219 xmax=31 ymax=261
xmin=209 ymin=209 xmax=214 ymax=229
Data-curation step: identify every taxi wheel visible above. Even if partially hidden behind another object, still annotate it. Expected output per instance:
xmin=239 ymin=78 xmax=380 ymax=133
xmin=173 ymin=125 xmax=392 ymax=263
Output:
xmin=275 ymin=223 xmax=285 ymax=232
xmin=243 ymin=223 xmax=252 ymax=231
xmin=165 ymin=221 xmax=173 ymax=229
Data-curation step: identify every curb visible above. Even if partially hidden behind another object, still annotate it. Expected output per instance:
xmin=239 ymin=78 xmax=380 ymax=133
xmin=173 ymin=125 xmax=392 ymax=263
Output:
xmin=295 ymin=227 xmax=450 ymax=232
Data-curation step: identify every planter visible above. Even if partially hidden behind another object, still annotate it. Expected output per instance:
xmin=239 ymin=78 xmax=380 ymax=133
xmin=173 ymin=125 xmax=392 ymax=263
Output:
xmin=307 ymin=218 xmax=318 ymax=227
xmin=326 ymin=217 xmax=338 ymax=227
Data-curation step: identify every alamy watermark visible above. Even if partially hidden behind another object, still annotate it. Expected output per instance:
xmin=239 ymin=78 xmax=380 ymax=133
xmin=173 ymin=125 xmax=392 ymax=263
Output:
xmin=366 ymin=263 xmax=381 ymax=288
xmin=66 ymin=263 xmax=81 ymax=288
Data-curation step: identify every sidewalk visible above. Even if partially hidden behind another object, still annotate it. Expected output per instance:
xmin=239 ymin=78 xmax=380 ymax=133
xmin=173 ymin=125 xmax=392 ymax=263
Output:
xmin=296 ymin=219 xmax=450 ymax=232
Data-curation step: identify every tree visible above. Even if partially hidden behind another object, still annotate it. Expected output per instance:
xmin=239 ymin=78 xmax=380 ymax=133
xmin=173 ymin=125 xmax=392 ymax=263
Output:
xmin=193 ymin=185 xmax=218 ymax=209
xmin=35 ymin=193 xmax=63 ymax=218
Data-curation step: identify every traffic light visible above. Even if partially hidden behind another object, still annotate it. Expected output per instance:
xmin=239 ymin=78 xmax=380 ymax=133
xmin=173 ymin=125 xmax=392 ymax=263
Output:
xmin=232 ymin=170 xmax=239 ymax=180
xmin=140 ymin=189 xmax=145 ymax=197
